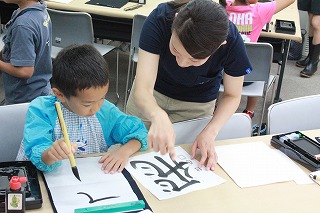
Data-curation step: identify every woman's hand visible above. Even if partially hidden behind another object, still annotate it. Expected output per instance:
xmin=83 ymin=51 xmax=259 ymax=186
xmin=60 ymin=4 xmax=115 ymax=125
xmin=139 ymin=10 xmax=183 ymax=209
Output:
xmin=191 ymin=129 xmax=218 ymax=171
xmin=148 ymin=111 xmax=176 ymax=160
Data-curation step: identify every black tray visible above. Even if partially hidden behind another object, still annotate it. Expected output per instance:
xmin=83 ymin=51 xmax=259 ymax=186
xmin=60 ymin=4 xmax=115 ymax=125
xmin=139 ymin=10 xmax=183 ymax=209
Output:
xmin=271 ymin=131 xmax=320 ymax=171
xmin=0 ymin=161 xmax=42 ymax=212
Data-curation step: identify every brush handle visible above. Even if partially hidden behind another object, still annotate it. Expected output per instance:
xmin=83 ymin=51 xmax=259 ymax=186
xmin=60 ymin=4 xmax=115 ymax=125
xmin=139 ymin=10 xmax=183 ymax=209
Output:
xmin=54 ymin=102 xmax=77 ymax=167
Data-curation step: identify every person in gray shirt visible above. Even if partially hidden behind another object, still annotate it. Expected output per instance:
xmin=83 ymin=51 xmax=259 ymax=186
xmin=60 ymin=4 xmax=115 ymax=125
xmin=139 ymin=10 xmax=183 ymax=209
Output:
xmin=0 ymin=0 xmax=52 ymax=104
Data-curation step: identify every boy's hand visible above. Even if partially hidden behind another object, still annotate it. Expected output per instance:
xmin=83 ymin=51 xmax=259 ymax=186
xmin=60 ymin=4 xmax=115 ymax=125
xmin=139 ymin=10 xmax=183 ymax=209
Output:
xmin=99 ymin=149 xmax=130 ymax=174
xmin=43 ymin=139 xmax=77 ymax=165
xmin=99 ymin=140 xmax=141 ymax=174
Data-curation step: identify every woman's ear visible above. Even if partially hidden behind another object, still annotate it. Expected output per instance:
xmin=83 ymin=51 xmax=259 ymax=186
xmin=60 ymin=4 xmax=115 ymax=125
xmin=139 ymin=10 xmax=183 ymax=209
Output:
xmin=52 ymin=88 xmax=66 ymax=102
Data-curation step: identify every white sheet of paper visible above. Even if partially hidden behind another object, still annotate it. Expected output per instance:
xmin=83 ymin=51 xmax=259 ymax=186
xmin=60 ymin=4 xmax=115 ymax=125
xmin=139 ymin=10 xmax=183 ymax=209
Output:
xmin=43 ymin=157 xmax=139 ymax=213
xmin=215 ymin=141 xmax=312 ymax=188
xmin=126 ymin=146 xmax=226 ymax=200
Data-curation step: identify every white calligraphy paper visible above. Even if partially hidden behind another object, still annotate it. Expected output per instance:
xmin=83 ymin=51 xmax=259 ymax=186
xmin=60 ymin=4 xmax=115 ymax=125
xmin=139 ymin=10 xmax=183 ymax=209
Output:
xmin=43 ymin=157 xmax=139 ymax=213
xmin=215 ymin=141 xmax=312 ymax=188
xmin=126 ymin=146 xmax=226 ymax=200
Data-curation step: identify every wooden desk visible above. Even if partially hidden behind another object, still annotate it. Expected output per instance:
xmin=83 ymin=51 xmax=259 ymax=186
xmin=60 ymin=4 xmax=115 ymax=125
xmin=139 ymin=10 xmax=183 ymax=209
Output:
xmin=31 ymin=129 xmax=320 ymax=213
xmin=45 ymin=0 xmax=168 ymax=42
xmin=46 ymin=0 xmax=166 ymax=19
xmin=260 ymin=2 xmax=301 ymax=42
xmin=0 ymin=0 xmax=167 ymax=42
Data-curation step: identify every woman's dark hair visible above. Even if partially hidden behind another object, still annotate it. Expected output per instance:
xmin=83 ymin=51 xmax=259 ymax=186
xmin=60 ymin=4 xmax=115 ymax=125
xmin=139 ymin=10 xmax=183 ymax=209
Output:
xmin=236 ymin=0 xmax=248 ymax=4
xmin=219 ymin=0 xmax=227 ymax=8
xmin=219 ymin=0 xmax=248 ymax=7
xmin=171 ymin=0 xmax=229 ymax=59
xmin=51 ymin=44 xmax=109 ymax=98
xmin=168 ymin=0 xmax=190 ymax=9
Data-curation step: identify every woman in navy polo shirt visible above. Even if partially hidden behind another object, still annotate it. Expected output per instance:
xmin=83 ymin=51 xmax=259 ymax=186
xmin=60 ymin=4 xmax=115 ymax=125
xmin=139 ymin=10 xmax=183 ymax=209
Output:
xmin=126 ymin=0 xmax=252 ymax=170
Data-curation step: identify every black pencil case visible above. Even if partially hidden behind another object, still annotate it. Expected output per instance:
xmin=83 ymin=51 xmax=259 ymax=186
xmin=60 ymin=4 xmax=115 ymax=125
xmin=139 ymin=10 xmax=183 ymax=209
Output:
xmin=275 ymin=19 xmax=296 ymax=34
xmin=270 ymin=131 xmax=320 ymax=171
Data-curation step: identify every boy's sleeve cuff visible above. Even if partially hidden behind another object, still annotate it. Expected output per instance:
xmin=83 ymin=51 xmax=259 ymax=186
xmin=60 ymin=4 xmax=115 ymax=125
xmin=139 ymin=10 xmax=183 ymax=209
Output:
xmin=29 ymin=146 xmax=62 ymax=172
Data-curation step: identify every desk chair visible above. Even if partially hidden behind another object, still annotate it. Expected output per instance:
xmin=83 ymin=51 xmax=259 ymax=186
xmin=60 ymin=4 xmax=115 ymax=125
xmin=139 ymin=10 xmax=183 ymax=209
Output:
xmin=0 ymin=13 xmax=4 ymax=50
xmin=173 ymin=113 xmax=252 ymax=145
xmin=267 ymin=94 xmax=320 ymax=134
xmin=47 ymin=8 xmax=119 ymax=103
xmin=219 ymin=42 xmax=276 ymax=135
xmin=0 ymin=103 xmax=29 ymax=162
xmin=124 ymin=14 xmax=147 ymax=106
xmin=258 ymin=37 xmax=283 ymax=67
xmin=0 ymin=33 xmax=4 ymax=51
xmin=258 ymin=37 xmax=291 ymax=103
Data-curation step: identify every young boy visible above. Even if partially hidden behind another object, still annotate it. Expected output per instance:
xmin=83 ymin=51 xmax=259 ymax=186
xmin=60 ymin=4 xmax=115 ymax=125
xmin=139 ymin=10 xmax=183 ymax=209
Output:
xmin=0 ymin=0 xmax=52 ymax=105
xmin=16 ymin=44 xmax=148 ymax=174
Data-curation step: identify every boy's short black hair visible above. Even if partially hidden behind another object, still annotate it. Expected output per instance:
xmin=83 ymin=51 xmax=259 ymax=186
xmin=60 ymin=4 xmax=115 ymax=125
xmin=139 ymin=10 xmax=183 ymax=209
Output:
xmin=51 ymin=44 xmax=109 ymax=98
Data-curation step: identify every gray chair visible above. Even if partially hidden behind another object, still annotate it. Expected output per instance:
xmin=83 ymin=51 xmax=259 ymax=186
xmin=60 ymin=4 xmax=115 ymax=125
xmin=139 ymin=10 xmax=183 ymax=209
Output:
xmin=124 ymin=14 xmax=147 ymax=105
xmin=173 ymin=113 xmax=252 ymax=145
xmin=267 ymin=94 xmax=320 ymax=134
xmin=219 ymin=42 xmax=276 ymax=135
xmin=48 ymin=8 xmax=119 ymax=103
xmin=0 ymin=103 xmax=29 ymax=162
xmin=0 ymin=33 xmax=4 ymax=51
xmin=0 ymin=13 xmax=4 ymax=50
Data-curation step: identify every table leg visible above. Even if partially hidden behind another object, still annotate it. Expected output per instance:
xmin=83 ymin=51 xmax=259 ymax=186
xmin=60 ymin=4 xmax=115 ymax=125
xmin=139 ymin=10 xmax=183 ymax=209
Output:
xmin=274 ymin=39 xmax=291 ymax=103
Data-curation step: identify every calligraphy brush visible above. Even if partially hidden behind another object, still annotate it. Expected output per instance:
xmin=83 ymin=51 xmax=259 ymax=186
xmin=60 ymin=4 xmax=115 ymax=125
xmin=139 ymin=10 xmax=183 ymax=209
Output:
xmin=54 ymin=102 xmax=81 ymax=181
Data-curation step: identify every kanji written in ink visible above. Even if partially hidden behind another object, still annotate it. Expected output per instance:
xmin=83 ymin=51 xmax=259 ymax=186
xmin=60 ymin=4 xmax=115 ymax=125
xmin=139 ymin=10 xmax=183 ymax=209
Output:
xmin=130 ymin=155 xmax=200 ymax=192
xmin=126 ymin=146 xmax=226 ymax=200
xmin=77 ymin=192 xmax=119 ymax=204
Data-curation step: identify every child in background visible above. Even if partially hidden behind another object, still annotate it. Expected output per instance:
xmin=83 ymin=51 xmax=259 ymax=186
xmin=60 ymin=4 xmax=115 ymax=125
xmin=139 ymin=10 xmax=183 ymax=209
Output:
xmin=220 ymin=0 xmax=295 ymax=133
xmin=0 ymin=0 xmax=52 ymax=105
xmin=16 ymin=44 xmax=148 ymax=174
xmin=296 ymin=0 xmax=320 ymax=78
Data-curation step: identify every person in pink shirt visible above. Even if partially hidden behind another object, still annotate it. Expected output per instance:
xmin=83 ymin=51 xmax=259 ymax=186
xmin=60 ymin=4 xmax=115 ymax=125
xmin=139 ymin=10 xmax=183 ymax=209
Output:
xmin=223 ymin=0 xmax=295 ymax=42
xmin=220 ymin=0 xmax=295 ymax=134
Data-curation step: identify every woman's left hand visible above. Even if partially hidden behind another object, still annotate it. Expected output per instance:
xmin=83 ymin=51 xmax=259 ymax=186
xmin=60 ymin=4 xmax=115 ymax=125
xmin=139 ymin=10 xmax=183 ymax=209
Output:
xmin=191 ymin=129 xmax=217 ymax=171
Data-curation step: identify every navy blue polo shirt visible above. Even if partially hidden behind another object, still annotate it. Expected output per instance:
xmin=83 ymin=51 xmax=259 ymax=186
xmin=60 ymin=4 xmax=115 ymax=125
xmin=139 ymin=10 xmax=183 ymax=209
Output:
xmin=139 ymin=3 xmax=252 ymax=103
